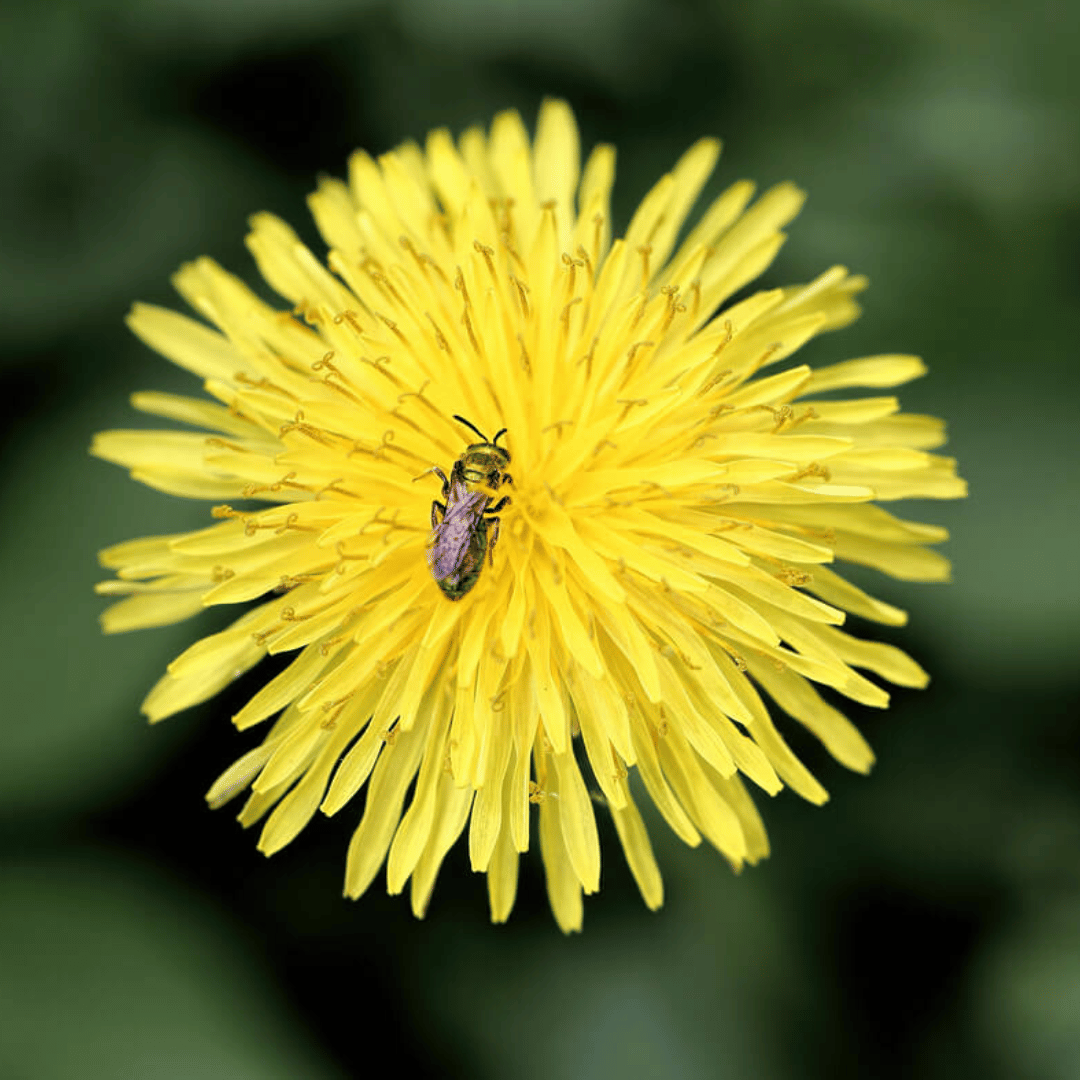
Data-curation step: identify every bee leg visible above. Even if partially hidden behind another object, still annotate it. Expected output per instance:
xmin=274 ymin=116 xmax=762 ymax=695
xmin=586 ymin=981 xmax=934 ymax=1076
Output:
xmin=486 ymin=495 xmax=511 ymax=514
xmin=488 ymin=516 xmax=501 ymax=566
xmin=431 ymin=500 xmax=446 ymax=529
xmin=413 ymin=465 xmax=451 ymax=499
xmin=502 ymin=473 xmax=514 ymax=487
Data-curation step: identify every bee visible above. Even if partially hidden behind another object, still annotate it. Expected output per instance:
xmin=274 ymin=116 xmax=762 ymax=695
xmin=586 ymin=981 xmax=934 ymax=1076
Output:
xmin=422 ymin=415 xmax=512 ymax=601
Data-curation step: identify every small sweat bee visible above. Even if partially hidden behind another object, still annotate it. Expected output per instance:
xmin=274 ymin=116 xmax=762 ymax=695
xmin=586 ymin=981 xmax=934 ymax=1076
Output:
xmin=422 ymin=415 xmax=512 ymax=601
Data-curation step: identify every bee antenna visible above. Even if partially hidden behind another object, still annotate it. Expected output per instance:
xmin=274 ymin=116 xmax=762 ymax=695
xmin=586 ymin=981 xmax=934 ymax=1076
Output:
xmin=492 ymin=428 xmax=508 ymax=446
xmin=452 ymin=414 xmax=488 ymax=442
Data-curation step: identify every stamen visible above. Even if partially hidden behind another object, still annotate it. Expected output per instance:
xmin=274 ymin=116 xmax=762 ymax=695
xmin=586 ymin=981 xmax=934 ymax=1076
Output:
xmin=425 ymin=312 xmax=451 ymax=353
xmin=560 ymin=295 xmax=582 ymax=329
xmin=687 ymin=279 xmax=702 ymax=321
xmin=333 ymin=540 xmax=369 ymax=575
xmin=625 ymin=339 xmax=654 ymax=366
xmin=616 ymin=397 xmax=648 ymax=422
xmin=776 ymin=568 xmax=813 ymax=586
xmin=315 ymin=479 xmax=357 ymax=500
xmin=542 ymin=420 xmax=574 ymax=438
xmin=274 ymin=513 xmax=319 ymax=535
xmin=241 ymin=472 xmax=309 ymax=498
xmin=659 ymin=285 xmax=686 ymax=336
xmin=517 ymin=334 xmax=532 ymax=376
xmin=375 ymin=313 xmax=408 ymax=345
xmin=400 ymin=236 xmax=448 ymax=284
xmin=473 ymin=240 xmax=498 ymax=286
xmin=575 ymin=244 xmax=594 ymax=283
xmin=454 ymin=267 xmax=471 ymax=308
xmin=510 ymin=275 xmax=531 ymax=318
xmin=698 ymin=369 xmax=735 ymax=396
xmin=461 ymin=304 xmax=482 ymax=356
xmin=235 ymin=372 xmax=290 ymax=397
xmin=637 ymin=244 xmax=652 ymax=290
xmin=590 ymin=213 xmax=604 ymax=268
xmin=787 ymin=462 xmax=831 ymax=484
xmin=757 ymin=403 xmax=794 ymax=432
xmin=280 ymin=410 xmax=334 ymax=446
xmin=332 ymin=310 xmax=364 ymax=335
xmin=576 ymin=336 xmax=598 ymax=377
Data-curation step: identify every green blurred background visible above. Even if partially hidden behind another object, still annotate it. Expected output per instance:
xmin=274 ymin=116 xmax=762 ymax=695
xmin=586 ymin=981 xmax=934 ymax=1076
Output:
xmin=2 ymin=0 xmax=1078 ymax=1076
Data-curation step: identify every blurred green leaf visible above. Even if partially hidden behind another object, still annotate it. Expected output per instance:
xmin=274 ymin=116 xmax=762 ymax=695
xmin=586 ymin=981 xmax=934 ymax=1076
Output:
xmin=0 ymin=387 xmax=218 ymax=817
xmin=0 ymin=851 xmax=345 ymax=1079
xmin=974 ymin=896 xmax=1080 ymax=1080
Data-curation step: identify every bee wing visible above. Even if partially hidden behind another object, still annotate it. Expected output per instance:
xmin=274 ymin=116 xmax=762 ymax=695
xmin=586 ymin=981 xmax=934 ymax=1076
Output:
xmin=427 ymin=490 xmax=488 ymax=578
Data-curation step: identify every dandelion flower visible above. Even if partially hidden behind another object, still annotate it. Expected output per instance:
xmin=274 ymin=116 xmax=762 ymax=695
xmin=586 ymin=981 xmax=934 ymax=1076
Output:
xmin=94 ymin=100 xmax=966 ymax=931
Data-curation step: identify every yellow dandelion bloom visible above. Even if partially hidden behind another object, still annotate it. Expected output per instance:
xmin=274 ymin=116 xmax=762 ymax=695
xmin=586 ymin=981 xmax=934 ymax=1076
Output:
xmin=94 ymin=100 xmax=966 ymax=931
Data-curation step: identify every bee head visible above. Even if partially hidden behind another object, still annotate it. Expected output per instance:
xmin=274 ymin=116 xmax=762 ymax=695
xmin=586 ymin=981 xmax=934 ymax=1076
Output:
xmin=454 ymin=415 xmax=511 ymax=464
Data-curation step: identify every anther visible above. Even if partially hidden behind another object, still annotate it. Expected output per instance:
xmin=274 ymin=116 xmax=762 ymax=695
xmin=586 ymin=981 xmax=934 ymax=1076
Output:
xmin=777 ymin=568 xmax=812 ymax=587
xmin=542 ymin=419 xmax=574 ymax=438
xmin=425 ymin=312 xmax=450 ymax=352
xmin=277 ymin=513 xmax=316 ymax=535
xmin=788 ymin=462 xmax=831 ymax=484
xmin=473 ymin=239 xmax=497 ymax=282
xmin=699 ymin=369 xmax=735 ymax=397
xmin=400 ymin=235 xmax=441 ymax=280
xmin=517 ymin=334 xmax=532 ymax=376
xmin=576 ymin=336 xmax=598 ymax=377
xmin=374 ymin=430 xmax=396 ymax=461
xmin=637 ymin=244 xmax=652 ymax=290
xmin=375 ymin=313 xmax=407 ymax=344
xmin=660 ymin=287 xmax=686 ymax=335
xmin=205 ymin=437 xmax=247 ymax=453
xmin=687 ymin=280 xmax=702 ymax=321
xmin=758 ymin=403 xmax=794 ymax=432
xmin=575 ymin=244 xmax=594 ymax=282
xmin=510 ymin=275 xmax=530 ymax=318
xmin=637 ymin=479 xmax=672 ymax=500
xmin=560 ymin=296 xmax=582 ymax=328
xmin=316 ymin=479 xmax=355 ymax=500
xmin=332 ymin=310 xmax=364 ymax=334
xmin=713 ymin=321 xmax=734 ymax=354
xmin=616 ymin=397 xmax=648 ymax=422
xmin=591 ymin=213 xmax=604 ymax=261
xmin=397 ymin=379 xmax=431 ymax=405
xmin=454 ymin=267 xmax=471 ymax=307
xmin=461 ymin=305 xmax=482 ymax=355
xmin=752 ymin=342 xmax=783 ymax=374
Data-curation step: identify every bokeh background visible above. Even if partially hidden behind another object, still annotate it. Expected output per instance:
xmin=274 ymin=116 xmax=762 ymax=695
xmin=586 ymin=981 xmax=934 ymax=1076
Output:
xmin=2 ymin=0 xmax=1078 ymax=1076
